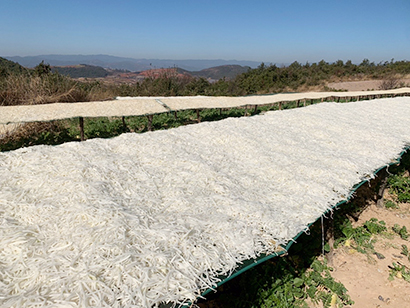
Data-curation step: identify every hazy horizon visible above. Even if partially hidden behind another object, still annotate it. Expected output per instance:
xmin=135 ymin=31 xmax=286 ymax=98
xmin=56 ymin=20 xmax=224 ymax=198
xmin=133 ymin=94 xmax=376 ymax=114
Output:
xmin=1 ymin=0 xmax=409 ymax=64
xmin=5 ymin=53 xmax=406 ymax=66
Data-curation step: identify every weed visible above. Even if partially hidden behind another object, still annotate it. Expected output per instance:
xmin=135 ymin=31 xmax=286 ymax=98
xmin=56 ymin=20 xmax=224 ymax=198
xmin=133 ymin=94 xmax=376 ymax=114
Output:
xmin=388 ymin=175 xmax=410 ymax=203
xmin=385 ymin=200 xmax=399 ymax=209
xmin=401 ymin=245 xmax=410 ymax=263
xmin=392 ymin=224 xmax=409 ymax=240
xmin=334 ymin=218 xmax=387 ymax=254
xmin=0 ymin=122 xmax=74 ymax=151
xmin=251 ymin=259 xmax=354 ymax=308
xmin=388 ymin=262 xmax=410 ymax=282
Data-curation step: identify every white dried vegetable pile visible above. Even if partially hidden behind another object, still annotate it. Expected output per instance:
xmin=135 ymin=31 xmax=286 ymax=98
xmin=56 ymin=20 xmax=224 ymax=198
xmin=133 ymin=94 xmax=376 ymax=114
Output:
xmin=1 ymin=97 xmax=410 ymax=307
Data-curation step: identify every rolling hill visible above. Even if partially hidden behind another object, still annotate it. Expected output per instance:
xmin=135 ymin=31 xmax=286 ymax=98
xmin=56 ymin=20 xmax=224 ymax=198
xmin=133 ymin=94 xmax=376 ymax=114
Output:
xmin=0 ymin=57 xmax=28 ymax=75
xmin=191 ymin=65 xmax=250 ymax=80
xmin=5 ymin=54 xmax=261 ymax=72
xmin=44 ymin=63 xmax=250 ymax=81
xmin=51 ymin=64 xmax=110 ymax=78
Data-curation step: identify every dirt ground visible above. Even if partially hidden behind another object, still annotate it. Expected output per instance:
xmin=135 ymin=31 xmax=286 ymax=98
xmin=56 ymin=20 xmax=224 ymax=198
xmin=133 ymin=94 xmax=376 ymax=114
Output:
xmin=327 ymin=79 xmax=410 ymax=91
xmin=318 ymin=196 xmax=410 ymax=307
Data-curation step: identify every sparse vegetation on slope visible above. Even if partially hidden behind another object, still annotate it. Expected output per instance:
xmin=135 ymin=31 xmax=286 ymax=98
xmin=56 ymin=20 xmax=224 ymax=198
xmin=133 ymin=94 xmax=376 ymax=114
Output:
xmin=191 ymin=65 xmax=251 ymax=80
xmin=0 ymin=59 xmax=115 ymax=106
xmin=2 ymin=57 xmax=409 ymax=103
xmin=113 ymin=59 xmax=410 ymax=96
xmin=51 ymin=64 xmax=110 ymax=78
xmin=0 ymin=57 xmax=29 ymax=77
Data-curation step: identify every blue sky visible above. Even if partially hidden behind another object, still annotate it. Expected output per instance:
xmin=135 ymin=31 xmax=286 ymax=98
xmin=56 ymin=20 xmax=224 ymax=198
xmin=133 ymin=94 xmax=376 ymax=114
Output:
xmin=1 ymin=0 xmax=409 ymax=64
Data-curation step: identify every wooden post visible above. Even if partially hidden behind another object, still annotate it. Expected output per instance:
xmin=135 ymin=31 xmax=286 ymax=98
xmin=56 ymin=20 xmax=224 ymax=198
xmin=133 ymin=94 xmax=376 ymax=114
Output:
xmin=196 ymin=109 xmax=200 ymax=122
xmin=303 ymin=98 xmax=306 ymax=107
xmin=376 ymin=168 xmax=389 ymax=208
xmin=174 ymin=111 xmax=178 ymax=120
xmin=122 ymin=116 xmax=127 ymax=131
xmin=79 ymin=117 xmax=85 ymax=141
xmin=278 ymin=102 xmax=282 ymax=110
xmin=254 ymin=105 xmax=258 ymax=114
xmin=297 ymin=100 xmax=300 ymax=107
xmin=147 ymin=115 xmax=153 ymax=131
xmin=219 ymin=108 xmax=222 ymax=116
xmin=325 ymin=215 xmax=335 ymax=266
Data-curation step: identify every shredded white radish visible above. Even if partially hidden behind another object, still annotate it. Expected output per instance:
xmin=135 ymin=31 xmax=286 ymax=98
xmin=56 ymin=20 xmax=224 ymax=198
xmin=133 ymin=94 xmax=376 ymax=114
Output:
xmin=1 ymin=97 xmax=410 ymax=307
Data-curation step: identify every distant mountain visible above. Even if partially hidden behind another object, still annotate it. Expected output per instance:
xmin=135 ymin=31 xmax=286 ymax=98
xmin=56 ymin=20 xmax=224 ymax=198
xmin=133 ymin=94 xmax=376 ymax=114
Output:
xmin=191 ymin=65 xmax=250 ymax=80
xmin=5 ymin=54 xmax=261 ymax=72
xmin=1 ymin=55 xmax=252 ymax=81
xmin=51 ymin=64 xmax=110 ymax=78
xmin=136 ymin=65 xmax=250 ymax=81
xmin=44 ymin=62 xmax=251 ymax=81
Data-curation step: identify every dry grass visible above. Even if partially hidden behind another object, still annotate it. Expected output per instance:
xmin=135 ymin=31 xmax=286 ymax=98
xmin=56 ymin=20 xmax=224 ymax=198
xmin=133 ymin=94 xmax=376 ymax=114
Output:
xmin=0 ymin=74 xmax=115 ymax=106
xmin=378 ymin=74 xmax=406 ymax=90
xmin=0 ymin=121 xmax=65 ymax=146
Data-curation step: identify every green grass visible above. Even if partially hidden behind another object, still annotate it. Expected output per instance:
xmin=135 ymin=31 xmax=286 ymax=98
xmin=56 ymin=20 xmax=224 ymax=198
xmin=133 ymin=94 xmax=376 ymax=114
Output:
xmin=385 ymin=200 xmax=399 ymax=209
xmin=388 ymin=174 xmax=410 ymax=203
xmin=392 ymin=224 xmax=409 ymax=240
xmin=333 ymin=218 xmax=387 ymax=255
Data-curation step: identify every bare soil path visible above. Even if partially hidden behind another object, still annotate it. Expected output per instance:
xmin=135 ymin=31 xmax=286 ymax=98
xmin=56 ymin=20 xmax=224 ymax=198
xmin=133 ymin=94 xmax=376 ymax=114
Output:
xmin=327 ymin=79 xmax=410 ymax=91
xmin=328 ymin=202 xmax=410 ymax=308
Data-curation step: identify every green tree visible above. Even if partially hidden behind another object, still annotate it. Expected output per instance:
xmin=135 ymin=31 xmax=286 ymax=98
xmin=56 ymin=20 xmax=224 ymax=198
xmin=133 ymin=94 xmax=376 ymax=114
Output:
xmin=34 ymin=61 xmax=51 ymax=77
